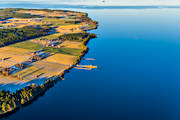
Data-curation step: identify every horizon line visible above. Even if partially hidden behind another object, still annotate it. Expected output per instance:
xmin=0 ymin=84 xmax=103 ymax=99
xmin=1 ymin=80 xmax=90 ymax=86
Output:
xmin=1 ymin=2 xmax=180 ymax=9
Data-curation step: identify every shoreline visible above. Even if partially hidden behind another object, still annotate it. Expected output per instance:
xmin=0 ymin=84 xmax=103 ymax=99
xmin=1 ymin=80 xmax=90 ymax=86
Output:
xmin=0 ymin=9 xmax=98 ymax=116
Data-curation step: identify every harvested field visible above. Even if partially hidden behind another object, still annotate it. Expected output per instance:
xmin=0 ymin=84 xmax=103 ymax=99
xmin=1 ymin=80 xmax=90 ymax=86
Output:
xmin=0 ymin=53 xmax=30 ymax=68
xmin=10 ymin=60 xmax=69 ymax=81
xmin=56 ymin=24 xmax=84 ymax=33
xmin=11 ymin=66 xmax=46 ymax=81
xmin=0 ymin=60 xmax=16 ymax=68
xmin=0 ymin=75 xmax=27 ymax=84
xmin=0 ymin=47 xmax=33 ymax=68
xmin=32 ymin=61 xmax=69 ymax=76
xmin=43 ymin=53 xmax=78 ymax=65
xmin=59 ymin=41 xmax=83 ymax=49
xmin=0 ymin=46 xmax=34 ymax=55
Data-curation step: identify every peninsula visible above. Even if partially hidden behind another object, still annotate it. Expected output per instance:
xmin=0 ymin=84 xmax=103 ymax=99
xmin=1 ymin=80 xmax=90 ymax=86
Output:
xmin=0 ymin=8 xmax=98 ymax=115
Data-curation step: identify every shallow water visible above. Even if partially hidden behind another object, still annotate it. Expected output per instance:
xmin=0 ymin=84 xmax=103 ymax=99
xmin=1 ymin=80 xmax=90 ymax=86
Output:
xmin=1 ymin=5 xmax=180 ymax=120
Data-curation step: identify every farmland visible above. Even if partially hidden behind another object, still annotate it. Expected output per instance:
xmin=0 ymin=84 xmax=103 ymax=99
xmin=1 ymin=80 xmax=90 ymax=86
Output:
xmin=0 ymin=8 xmax=98 ymax=114
xmin=0 ymin=8 xmax=97 ymax=85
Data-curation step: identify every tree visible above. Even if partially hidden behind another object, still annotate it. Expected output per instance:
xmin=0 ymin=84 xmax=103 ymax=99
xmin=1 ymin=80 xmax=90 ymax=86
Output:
xmin=2 ymin=102 xmax=6 ymax=112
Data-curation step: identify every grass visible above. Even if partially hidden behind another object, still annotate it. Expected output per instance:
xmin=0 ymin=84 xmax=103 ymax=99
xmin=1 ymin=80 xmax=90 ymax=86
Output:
xmin=86 ymin=24 xmax=96 ymax=28
xmin=42 ymin=47 xmax=83 ymax=56
xmin=42 ymin=18 xmax=68 ymax=26
xmin=10 ymin=41 xmax=42 ymax=50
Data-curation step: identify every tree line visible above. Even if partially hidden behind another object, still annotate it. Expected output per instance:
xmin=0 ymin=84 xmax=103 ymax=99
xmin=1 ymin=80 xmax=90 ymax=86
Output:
xmin=0 ymin=26 xmax=50 ymax=47
xmin=59 ymin=33 xmax=97 ymax=42
xmin=0 ymin=78 xmax=57 ymax=115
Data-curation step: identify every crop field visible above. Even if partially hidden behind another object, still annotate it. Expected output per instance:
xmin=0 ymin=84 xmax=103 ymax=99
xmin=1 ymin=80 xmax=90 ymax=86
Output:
xmin=56 ymin=24 xmax=84 ymax=33
xmin=10 ymin=41 xmax=43 ymax=50
xmin=0 ymin=46 xmax=34 ymax=55
xmin=11 ymin=63 xmax=67 ymax=81
xmin=43 ymin=53 xmax=78 ymax=65
xmin=11 ymin=65 xmax=52 ymax=81
xmin=32 ymin=61 xmax=69 ymax=76
xmin=0 ymin=75 xmax=27 ymax=84
xmin=41 ymin=18 xmax=67 ymax=26
xmin=0 ymin=46 xmax=33 ymax=68
xmin=42 ymin=47 xmax=83 ymax=56
xmin=0 ymin=53 xmax=30 ymax=68
xmin=59 ymin=41 xmax=83 ymax=49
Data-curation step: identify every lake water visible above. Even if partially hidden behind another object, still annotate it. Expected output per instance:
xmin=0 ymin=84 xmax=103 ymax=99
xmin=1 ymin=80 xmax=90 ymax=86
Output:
xmin=1 ymin=4 xmax=180 ymax=120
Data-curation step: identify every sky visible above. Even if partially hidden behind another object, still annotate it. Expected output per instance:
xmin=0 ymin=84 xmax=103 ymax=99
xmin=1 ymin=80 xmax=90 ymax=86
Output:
xmin=2 ymin=0 xmax=180 ymax=6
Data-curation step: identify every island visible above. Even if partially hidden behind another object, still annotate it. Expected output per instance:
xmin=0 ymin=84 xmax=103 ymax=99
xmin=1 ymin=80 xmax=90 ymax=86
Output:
xmin=0 ymin=8 xmax=98 ymax=116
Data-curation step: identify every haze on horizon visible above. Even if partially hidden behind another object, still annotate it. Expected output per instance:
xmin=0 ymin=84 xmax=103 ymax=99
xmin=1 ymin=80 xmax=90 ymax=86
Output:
xmin=2 ymin=0 xmax=180 ymax=6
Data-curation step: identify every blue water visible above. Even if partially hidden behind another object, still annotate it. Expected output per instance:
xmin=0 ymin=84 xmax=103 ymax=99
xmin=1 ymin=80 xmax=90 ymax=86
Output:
xmin=2 ymin=6 xmax=180 ymax=120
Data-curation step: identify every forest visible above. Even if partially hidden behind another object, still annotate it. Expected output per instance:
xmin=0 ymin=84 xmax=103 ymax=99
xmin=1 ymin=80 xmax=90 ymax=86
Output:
xmin=0 ymin=78 xmax=56 ymax=115
xmin=59 ymin=33 xmax=97 ymax=42
xmin=0 ymin=27 xmax=50 ymax=47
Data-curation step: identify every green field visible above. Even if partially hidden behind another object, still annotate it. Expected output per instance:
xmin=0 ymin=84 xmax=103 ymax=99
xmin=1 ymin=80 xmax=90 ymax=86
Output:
xmin=10 ymin=41 xmax=42 ymax=50
xmin=42 ymin=47 xmax=83 ymax=56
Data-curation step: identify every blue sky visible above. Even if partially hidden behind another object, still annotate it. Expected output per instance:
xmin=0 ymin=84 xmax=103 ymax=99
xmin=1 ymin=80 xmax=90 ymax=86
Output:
xmin=2 ymin=0 xmax=180 ymax=5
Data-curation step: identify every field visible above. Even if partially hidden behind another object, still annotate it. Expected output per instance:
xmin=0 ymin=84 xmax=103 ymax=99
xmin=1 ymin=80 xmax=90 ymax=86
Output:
xmin=56 ymin=24 xmax=84 ymax=33
xmin=0 ymin=76 xmax=28 ymax=84
xmin=42 ymin=47 xmax=83 ymax=56
xmin=10 ymin=41 xmax=43 ymax=50
xmin=32 ymin=61 xmax=69 ymax=76
xmin=0 ymin=46 xmax=34 ymax=55
xmin=0 ymin=53 xmax=30 ymax=68
xmin=0 ymin=46 xmax=33 ymax=68
xmin=43 ymin=53 xmax=78 ymax=65
xmin=11 ymin=61 xmax=69 ymax=81
xmin=59 ymin=41 xmax=83 ymax=49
